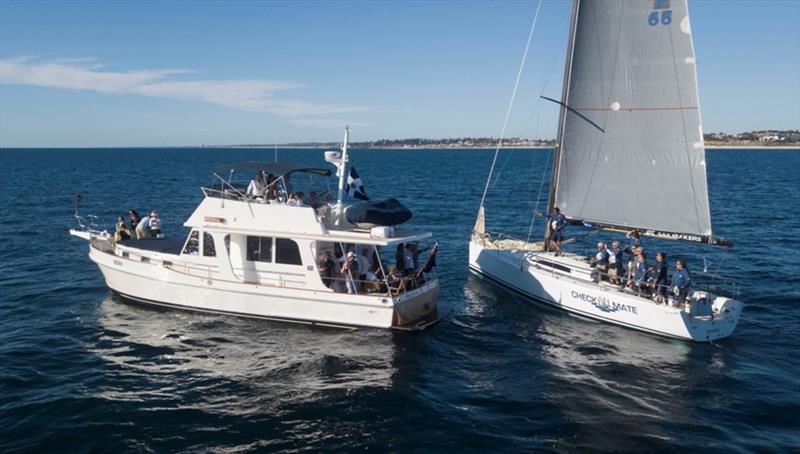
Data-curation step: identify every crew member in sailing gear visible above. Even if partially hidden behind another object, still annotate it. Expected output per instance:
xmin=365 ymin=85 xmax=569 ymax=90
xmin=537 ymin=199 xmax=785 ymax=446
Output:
xmin=608 ymin=241 xmax=624 ymax=285
xmin=546 ymin=207 xmax=566 ymax=255
xmin=595 ymin=242 xmax=610 ymax=280
xmin=626 ymin=244 xmax=644 ymax=284
xmin=246 ymin=172 xmax=266 ymax=198
xmin=625 ymin=231 xmax=643 ymax=258
xmin=589 ymin=258 xmax=600 ymax=283
xmin=632 ymin=252 xmax=649 ymax=296
xmin=671 ymin=260 xmax=691 ymax=307
xmin=650 ymin=252 xmax=669 ymax=304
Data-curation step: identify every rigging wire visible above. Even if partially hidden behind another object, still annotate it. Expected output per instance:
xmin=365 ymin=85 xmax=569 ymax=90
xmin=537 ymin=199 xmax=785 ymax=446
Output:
xmin=525 ymin=147 xmax=552 ymax=243
xmin=477 ymin=0 xmax=543 ymax=217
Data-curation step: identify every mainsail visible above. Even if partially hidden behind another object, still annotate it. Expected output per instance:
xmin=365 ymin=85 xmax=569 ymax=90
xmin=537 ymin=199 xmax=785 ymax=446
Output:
xmin=552 ymin=0 xmax=715 ymax=243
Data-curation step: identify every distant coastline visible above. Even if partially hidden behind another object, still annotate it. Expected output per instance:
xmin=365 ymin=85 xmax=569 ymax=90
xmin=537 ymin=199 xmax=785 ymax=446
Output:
xmin=224 ymin=144 xmax=800 ymax=151
xmin=3 ymin=145 xmax=799 ymax=151
xmin=2 ymin=130 xmax=799 ymax=150
xmin=224 ymin=130 xmax=800 ymax=150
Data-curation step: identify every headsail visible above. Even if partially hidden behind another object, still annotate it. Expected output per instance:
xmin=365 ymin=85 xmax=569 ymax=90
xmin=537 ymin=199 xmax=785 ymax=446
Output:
xmin=552 ymin=0 xmax=716 ymax=243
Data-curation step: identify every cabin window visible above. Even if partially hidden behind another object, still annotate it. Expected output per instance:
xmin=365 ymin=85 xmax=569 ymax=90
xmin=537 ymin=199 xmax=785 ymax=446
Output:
xmin=203 ymin=232 xmax=216 ymax=257
xmin=247 ymin=236 xmax=273 ymax=262
xmin=183 ymin=230 xmax=199 ymax=255
xmin=276 ymin=238 xmax=303 ymax=266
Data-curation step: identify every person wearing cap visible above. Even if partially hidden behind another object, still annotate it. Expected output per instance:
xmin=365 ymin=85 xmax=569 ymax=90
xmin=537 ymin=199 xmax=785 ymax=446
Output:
xmin=148 ymin=211 xmax=162 ymax=238
xmin=341 ymin=251 xmax=360 ymax=294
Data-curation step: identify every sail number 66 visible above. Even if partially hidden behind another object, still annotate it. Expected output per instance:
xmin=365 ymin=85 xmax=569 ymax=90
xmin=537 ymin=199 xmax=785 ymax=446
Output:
xmin=648 ymin=10 xmax=672 ymax=26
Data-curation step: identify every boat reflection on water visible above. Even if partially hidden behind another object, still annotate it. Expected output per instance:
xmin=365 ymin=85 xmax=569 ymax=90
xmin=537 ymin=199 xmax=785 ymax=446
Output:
xmin=464 ymin=273 xmax=733 ymax=450
xmin=534 ymin=310 xmax=730 ymax=450
xmin=90 ymin=295 xmax=398 ymax=415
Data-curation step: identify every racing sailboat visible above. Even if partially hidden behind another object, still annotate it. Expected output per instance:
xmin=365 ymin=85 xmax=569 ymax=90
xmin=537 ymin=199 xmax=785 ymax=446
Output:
xmin=468 ymin=0 xmax=743 ymax=341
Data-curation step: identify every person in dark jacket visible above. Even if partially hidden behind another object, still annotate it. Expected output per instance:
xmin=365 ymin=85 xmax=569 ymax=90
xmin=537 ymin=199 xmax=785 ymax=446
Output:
xmin=128 ymin=209 xmax=141 ymax=238
xmin=395 ymin=243 xmax=406 ymax=274
xmin=671 ymin=259 xmax=691 ymax=307
xmin=649 ymin=252 xmax=669 ymax=303
xmin=546 ymin=207 xmax=566 ymax=255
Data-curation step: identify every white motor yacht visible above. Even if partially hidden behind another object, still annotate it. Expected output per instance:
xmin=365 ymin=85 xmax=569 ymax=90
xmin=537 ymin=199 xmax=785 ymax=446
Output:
xmin=71 ymin=128 xmax=440 ymax=330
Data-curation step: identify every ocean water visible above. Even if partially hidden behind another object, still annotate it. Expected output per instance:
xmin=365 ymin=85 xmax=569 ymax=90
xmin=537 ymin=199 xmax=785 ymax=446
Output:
xmin=1 ymin=148 xmax=798 ymax=451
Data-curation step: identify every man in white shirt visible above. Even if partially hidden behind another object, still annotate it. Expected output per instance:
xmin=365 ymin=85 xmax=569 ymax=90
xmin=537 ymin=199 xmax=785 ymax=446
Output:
xmin=246 ymin=172 xmax=266 ymax=198
xmin=135 ymin=214 xmax=152 ymax=239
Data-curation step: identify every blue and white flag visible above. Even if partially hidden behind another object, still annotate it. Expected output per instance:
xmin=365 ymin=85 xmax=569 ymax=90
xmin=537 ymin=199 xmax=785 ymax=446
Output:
xmin=347 ymin=166 xmax=369 ymax=201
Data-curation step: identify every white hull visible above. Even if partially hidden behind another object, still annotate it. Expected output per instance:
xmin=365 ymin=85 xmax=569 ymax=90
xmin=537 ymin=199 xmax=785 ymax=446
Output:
xmin=469 ymin=240 xmax=742 ymax=342
xmin=84 ymin=240 xmax=439 ymax=330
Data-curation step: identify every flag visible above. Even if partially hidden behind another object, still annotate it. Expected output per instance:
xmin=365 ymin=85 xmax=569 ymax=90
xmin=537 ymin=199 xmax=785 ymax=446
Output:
xmin=421 ymin=243 xmax=438 ymax=273
xmin=347 ymin=166 xmax=369 ymax=200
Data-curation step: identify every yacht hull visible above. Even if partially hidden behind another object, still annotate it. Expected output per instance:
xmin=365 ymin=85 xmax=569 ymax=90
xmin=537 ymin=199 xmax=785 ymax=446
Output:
xmin=88 ymin=244 xmax=437 ymax=330
xmin=469 ymin=240 xmax=742 ymax=342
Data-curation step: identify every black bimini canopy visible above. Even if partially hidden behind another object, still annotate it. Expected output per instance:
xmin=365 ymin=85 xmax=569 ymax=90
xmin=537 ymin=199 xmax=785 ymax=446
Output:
xmin=212 ymin=161 xmax=331 ymax=178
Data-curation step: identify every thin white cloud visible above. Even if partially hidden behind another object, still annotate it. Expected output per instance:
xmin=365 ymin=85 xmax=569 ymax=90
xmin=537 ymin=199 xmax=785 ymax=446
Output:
xmin=0 ymin=57 xmax=366 ymax=117
xmin=288 ymin=118 xmax=370 ymax=128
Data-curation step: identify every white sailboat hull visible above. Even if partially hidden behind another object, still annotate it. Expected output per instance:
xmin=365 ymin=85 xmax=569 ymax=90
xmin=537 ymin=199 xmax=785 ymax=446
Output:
xmin=84 ymin=240 xmax=439 ymax=330
xmin=469 ymin=240 xmax=742 ymax=342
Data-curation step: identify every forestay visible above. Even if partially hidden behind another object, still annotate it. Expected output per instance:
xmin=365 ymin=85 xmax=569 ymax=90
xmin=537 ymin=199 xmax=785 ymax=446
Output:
xmin=553 ymin=0 xmax=713 ymax=242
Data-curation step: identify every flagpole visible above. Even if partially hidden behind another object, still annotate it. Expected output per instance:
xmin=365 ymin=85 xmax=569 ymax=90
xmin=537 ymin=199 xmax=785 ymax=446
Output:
xmin=335 ymin=126 xmax=350 ymax=223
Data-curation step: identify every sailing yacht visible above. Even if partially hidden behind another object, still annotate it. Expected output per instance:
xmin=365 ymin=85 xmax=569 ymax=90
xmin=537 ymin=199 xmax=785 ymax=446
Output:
xmin=70 ymin=127 xmax=440 ymax=330
xmin=469 ymin=0 xmax=743 ymax=341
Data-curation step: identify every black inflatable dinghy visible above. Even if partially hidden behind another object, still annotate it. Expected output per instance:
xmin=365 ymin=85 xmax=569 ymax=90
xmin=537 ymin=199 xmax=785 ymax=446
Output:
xmin=346 ymin=198 xmax=412 ymax=227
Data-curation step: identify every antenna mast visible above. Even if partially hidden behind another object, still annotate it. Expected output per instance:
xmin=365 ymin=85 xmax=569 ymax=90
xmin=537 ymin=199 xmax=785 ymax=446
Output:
xmin=334 ymin=126 xmax=350 ymax=220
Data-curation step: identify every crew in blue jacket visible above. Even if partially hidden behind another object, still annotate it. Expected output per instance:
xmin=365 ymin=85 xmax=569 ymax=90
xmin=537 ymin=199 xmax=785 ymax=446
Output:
xmin=671 ymin=259 xmax=691 ymax=306
xmin=545 ymin=207 xmax=567 ymax=256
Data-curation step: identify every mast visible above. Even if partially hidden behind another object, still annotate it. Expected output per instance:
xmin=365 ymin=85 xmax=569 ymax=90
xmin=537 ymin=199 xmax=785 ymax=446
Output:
xmin=545 ymin=0 xmax=580 ymax=243
xmin=335 ymin=125 xmax=350 ymax=215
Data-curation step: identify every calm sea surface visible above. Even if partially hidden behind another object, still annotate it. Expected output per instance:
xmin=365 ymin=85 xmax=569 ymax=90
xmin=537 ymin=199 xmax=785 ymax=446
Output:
xmin=1 ymin=148 xmax=798 ymax=451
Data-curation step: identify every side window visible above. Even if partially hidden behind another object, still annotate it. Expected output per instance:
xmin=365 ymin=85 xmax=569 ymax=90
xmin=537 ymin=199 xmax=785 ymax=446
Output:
xmin=203 ymin=232 xmax=216 ymax=257
xmin=182 ymin=230 xmax=199 ymax=255
xmin=276 ymin=238 xmax=302 ymax=265
xmin=246 ymin=236 xmax=272 ymax=262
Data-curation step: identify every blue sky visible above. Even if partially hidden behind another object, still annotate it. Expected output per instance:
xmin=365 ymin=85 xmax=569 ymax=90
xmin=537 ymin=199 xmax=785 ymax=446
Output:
xmin=1 ymin=0 xmax=798 ymax=147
